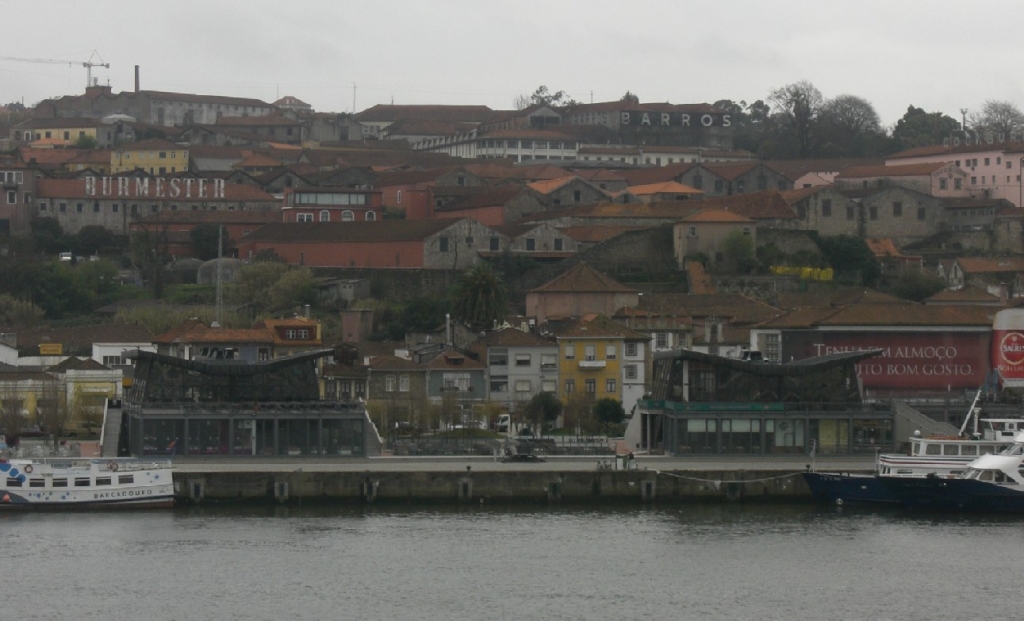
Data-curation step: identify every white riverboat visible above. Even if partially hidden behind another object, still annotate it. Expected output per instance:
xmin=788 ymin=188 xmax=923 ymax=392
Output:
xmin=0 ymin=458 xmax=174 ymax=509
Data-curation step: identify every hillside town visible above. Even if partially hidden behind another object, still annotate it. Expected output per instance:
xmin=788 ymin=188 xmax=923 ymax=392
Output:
xmin=2 ymin=76 xmax=1024 ymax=461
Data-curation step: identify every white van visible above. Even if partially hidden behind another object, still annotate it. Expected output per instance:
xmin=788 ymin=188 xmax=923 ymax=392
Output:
xmin=495 ymin=414 xmax=511 ymax=433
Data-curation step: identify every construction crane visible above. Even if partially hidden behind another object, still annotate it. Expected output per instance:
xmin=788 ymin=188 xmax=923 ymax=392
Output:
xmin=0 ymin=50 xmax=110 ymax=89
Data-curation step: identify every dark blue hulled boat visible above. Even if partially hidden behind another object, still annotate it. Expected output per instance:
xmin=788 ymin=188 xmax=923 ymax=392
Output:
xmin=878 ymin=441 xmax=1024 ymax=513
xmin=802 ymin=472 xmax=898 ymax=506
xmin=803 ymin=414 xmax=1024 ymax=507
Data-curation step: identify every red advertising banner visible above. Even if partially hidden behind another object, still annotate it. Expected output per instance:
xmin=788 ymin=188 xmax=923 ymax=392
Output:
xmin=992 ymin=309 xmax=1024 ymax=386
xmin=782 ymin=331 xmax=990 ymax=391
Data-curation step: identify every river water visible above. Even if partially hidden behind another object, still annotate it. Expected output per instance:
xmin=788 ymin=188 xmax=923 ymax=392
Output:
xmin=5 ymin=502 xmax=1023 ymax=621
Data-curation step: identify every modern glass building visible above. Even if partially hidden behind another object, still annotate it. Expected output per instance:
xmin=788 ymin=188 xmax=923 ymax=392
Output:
xmin=122 ymin=350 xmax=380 ymax=457
xmin=636 ymin=348 xmax=892 ymax=456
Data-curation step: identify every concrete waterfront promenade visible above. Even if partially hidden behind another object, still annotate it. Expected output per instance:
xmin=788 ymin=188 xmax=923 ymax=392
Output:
xmin=172 ymin=455 xmax=876 ymax=504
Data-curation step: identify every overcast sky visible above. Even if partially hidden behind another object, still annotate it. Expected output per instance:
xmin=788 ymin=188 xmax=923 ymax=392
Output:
xmin=3 ymin=1 xmax=1022 ymax=127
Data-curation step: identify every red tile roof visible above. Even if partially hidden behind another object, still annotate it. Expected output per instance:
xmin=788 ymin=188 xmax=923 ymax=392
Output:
xmin=239 ymin=219 xmax=463 ymax=243
xmin=690 ymin=190 xmax=798 ymax=220
xmin=530 ymin=263 xmax=637 ymax=294
xmin=627 ymin=181 xmax=702 ymax=196
xmin=956 ymin=256 xmax=1024 ymax=273
xmin=837 ymin=162 xmax=949 ymax=178
xmin=680 ymin=209 xmax=754 ymax=223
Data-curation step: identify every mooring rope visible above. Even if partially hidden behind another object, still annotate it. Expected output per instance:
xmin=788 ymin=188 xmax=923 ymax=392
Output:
xmin=651 ymin=470 xmax=803 ymax=489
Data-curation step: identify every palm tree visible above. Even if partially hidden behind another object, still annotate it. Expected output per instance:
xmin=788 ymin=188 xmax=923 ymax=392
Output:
xmin=451 ymin=263 xmax=508 ymax=331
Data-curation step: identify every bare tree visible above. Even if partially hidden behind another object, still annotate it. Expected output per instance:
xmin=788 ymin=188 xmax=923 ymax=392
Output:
xmin=769 ymin=80 xmax=824 ymax=157
xmin=970 ymin=100 xmax=1024 ymax=138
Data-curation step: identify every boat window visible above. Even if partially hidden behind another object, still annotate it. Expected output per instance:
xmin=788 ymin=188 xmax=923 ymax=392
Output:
xmin=29 ymin=479 xmax=45 ymax=488
xmin=896 ymin=469 xmax=913 ymax=475
xmin=944 ymin=445 xmax=962 ymax=455
xmin=74 ymin=478 xmax=90 ymax=487
xmin=95 ymin=477 xmax=112 ymax=486
xmin=52 ymin=479 xmax=67 ymax=488
xmin=6 ymin=478 xmax=22 ymax=487
xmin=925 ymin=444 xmax=941 ymax=455
xmin=118 ymin=475 xmax=134 ymax=485
xmin=961 ymin=445 xmax=978 ymax=456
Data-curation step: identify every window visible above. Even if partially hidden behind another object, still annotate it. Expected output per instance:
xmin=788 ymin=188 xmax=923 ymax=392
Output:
xmin=688 ymin=226 xmax=697 ymax=237
xmin=585 ymin=379 xmax=596 ymax=393
xmin=971 ymin=176 xmax=977 ymax=185
xmin=1008 ymin=161 xmax=1013 ymax=169
xmin=564 ymin=344 xmax=575 ymax=359
xmin=489 ymin=237 xmax=499 ymax=251
xmin=605 ymin=344 xmax=616 ymax=359
xmin=821 ymin=199 xmax=831 ymax=217
xmin=584 ymin=345 xmax=596 ymax=361
xmin=940 ymin=178 xmax=947 ymax=190
xmin=319 ymin=210 xmax=330 ymax=222
xmin=93 ymin=203 xmax=100 ymax=213
xmin=869 ymin=206 xmax=878 ymax=220
xmin=892 ymin=202 xmax=902 ymax=217
xmin=490 ymin=377 xmax=509 ymax=393
xmin=540 ymin=354 xmax=556 ymax=370
xmin=489 ymin=350 xmax=508 ymax=366
xmin=605 ymin=379 xmax=616 ymax=393
xmin=118 ymin=475 xmax=135 ymax=485
xmin=385 ymin=375 xmax=396 ymax=392
xmin=515 ymin=353 xmax=531 ymax=367
xmin=298 ymin=330 xmax=309 ymax=339
xmin=542 ymin=380 xmax=556 ymax=392
xmin=525 ymin=238 xmax=536 ymax=251
xmin=985 ymin=158 xmax=990 ymax=166
xmin=5 ymin=191 xmax=14 ymax=204
xmin=297 ymin=213 xmax=313 ymax=222
xmin=465 ymin=236 xmax=474 ymax=246
xmin=396 ymin=190 xmax=402 ymax=204
xmin=714 ymin=180 xmax=724 ymax=192
xmin=692 ymin=175 xmax=702 ymax=189
xmin=365 ymin=211 xmax=376 ymax=221
xmin=742 ymin=226 xmax=751 ymax=236
xmin=955 ymin=178 xmax=962 ymax=190
xmin=554 ymin=238 xmax=563 ymax=251
xmin=564 ymin=379 xmax=575 ymax=393
xmin=656 ymin=333 xmax=668 ymax=348
xmin=764 ymin=333 xmax=780 ymax=361
xmin=625 ymin=342 xmax=637 ymax=356
xmin=77 ymin=203 xmax=83 ymax=212
xmin=399 ymin=375 xmax=409 ymax=392
xmin=286 ymin=329 xmax=296 ymax=339
xmin=624 ymin=364 xmax=638 ymax=380
xmin=439 ymin=237 xmax=449 ymax=252
xmin=515 ymin=380 xmax=531 ymax=392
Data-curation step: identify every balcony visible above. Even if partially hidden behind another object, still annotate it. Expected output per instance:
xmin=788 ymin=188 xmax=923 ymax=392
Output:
xmin=578 ymin=359 xmax=606 ymax=370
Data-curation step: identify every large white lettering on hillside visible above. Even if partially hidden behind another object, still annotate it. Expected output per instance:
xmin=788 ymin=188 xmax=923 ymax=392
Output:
xmin=85 ymin=177 xmax=226 ymax=200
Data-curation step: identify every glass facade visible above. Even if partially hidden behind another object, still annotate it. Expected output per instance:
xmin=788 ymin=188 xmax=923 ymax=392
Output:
xmin=137 ymin=415 xmax=365 ymax=457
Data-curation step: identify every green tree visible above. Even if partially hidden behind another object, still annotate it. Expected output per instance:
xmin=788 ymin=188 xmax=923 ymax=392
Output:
xmin=73 ymin=134 xmax=98 ymax=149
xmin=594 ymin=398 xmax=625 ymax=432
xmin=884 ymin=271 xmax=946 ymax=302
xmin=815 ymin=94 xmax=887 ymax=157
xmin=620 ymin=91 xmax=640 ymax=103
xmin=451 ymin=263 xmax=508 ymax=331
xmin=266 ymin=267 xmax=315 ymax=315
xmin=74 ymin=225 xmax=118 ymax=256
xmin=523 ymin=391 xmax=563 ymax=434
xmin=720 ymin=231 xmax=757 ymax=274
xmin=0 ymin=294 xmax=45 ymax=328
xmin=812 ymin=234 xmax=881 ymax=287
xmin=189 ymin=224 xmax=230 ymax=261
xmin=892 ymin=106 xmax=961 ymax=150
xmin=33 ymin=262 xmax=94 ymax=318
xmin=232 ymin=261 xmax=289 ymax=314
xmin=30 ymin=217 xmax=69 ymax=255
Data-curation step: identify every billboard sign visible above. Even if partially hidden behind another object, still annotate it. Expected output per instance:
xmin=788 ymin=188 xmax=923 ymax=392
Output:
xmin=782 ymin=330 xmax=990 ymax=392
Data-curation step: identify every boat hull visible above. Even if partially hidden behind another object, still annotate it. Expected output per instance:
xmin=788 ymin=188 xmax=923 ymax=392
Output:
xmin=879 ymin=477 xmax=1024 ymax=513
xmin=802 ymin=472 xmax=900 ymax=506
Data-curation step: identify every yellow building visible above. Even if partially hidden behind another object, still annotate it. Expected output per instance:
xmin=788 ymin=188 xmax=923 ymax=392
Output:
xmin=549 ymin=314 xmax=644 ymax=406
xmin=11 ymin=118 xmax=105 ymax=146
xmin=111 ymin=138 xmax=189 ymax=175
